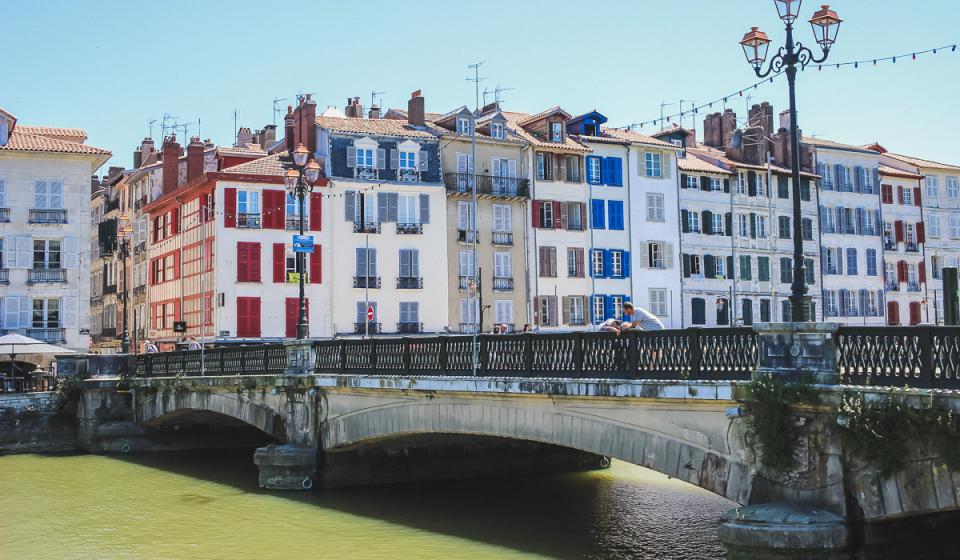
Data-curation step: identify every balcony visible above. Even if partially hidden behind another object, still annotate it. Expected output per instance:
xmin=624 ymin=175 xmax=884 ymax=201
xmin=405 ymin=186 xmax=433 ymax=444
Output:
xmin=353 ymin=221 xmax=381 ymax=234
xmin=444 ymin=173 xmax=530 ymax=198
xmin=905 ymin=242 xmax=920 ymax=253
xmin=27 ymin=268 xmax=66 ymax=284
xmin=0 ymin=269 xmax=8 ymax=284
xmin=396 ymin=223 xmax=422 ymax=235
xmin=354 ymin=322 xmax=382 ymax=334
xmin=459 ymin=275 xmax=475 ymax=290
xmin=355 ymin=166 xmax=378 ymax=180
xmin=100 ymin=327 xmax=118 ymax=339
xmin=492 ymin=231 xmax=513 ymax=246
xmin=285 ymin=216 xmax=304 ymax=231
xmin=459 ymin=322 xmax=479 ymax=334
xmin=908 ymin=283 xmax=921 ymax=292
xmin=0 ymin=208 xmax=9 ymax=223
xmin=493 ymin=276 xmax=514 ymax=291
xmin=237 ymin=213 xmax=261 ymax=229
xmin=458 ymin=229 xmax=477 ymax=243
xmin=398 ymin=169 xmax=420 ymax=183
xmin=27 ymin=328 xmax=65 ymax=343
xmin=885 ymin=282 xmax=900 ymax=292
xmin=397 ymin=322 xmax=423 ymax=334
xmin=883 ymin=239 xmax=897 ymax=251
xmin=134 ymin=242 xmax=146 ymax=255
xmin=29 ymin=209 xmax=67 ymax=224
xmin=396 ymin=277 xmax=423 ymax=289
xmin=353 ymin=276 xmax=381 ymax=289
xmin=133 ymin=285 xmax=146 ymax=297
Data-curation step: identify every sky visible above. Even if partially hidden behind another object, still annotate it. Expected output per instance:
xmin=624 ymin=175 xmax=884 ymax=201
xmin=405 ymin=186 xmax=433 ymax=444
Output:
xmin=3 ymin=0 xmax=958 ymax=170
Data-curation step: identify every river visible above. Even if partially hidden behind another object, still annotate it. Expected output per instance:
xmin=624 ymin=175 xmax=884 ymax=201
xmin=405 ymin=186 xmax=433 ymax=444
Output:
xmin=0 ymin=450 xmax=734 ymax=559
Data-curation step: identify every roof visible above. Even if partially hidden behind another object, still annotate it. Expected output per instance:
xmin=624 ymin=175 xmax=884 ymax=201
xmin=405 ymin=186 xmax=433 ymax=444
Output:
xmin=15 ymin=125 xmax=86 ymax=142
xmin=502 ymin=111 xmax=590 ymax=153
xmin=878 ymin=164 xmax=924 ymax=180
xmin=0 ymin=129 xmax=111 ymax=169
xmin=315 ymin=115 xmax=442 ymax=139
xmin=602 ymin=127 xmax=676 ymax=148
xmin=803 ymin=136 xmax=879 ymax=155
xmin=886 ymin=152 xmax=960 ymax=172
xmin=689 ymin=146 xmax=819 ymax=179
xmin=679 ymin=155 xmax=733 ymax=175
xmin=216 ymin=144 xmax=266 ymax=158
xmin=382 ymin=108 xmax=444 ymax=122
xmin=0 ymin=107 xmax=16 ymax=128
xmin=517 ymin=106 xmax=571 ymax=126
xmin=652 ymin=125 xmax=694 ymax=139
xmin=220 ymin=151 xmax=290 ymax=177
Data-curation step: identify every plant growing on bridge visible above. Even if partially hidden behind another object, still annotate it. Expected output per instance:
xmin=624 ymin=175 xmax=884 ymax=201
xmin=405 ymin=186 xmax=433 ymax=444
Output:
xmin=53 ymin=376 xmax=85 ymax=417
xmin=743 ymin=374 xmax=819 ymax=476
xmin=836 ymin=393 xmax=960 ymax=476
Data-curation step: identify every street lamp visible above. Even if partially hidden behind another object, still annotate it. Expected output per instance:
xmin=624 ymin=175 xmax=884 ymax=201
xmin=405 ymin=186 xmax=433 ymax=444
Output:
xmin=284 ymin=143 xmax=321 ymax=339
xmin=739 ymin=2 xmax=841 ymax=322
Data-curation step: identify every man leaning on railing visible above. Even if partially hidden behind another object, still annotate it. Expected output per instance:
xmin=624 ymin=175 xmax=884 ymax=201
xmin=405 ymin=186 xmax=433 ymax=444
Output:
xmin=599 ymin=302 xmax=664 ymax=335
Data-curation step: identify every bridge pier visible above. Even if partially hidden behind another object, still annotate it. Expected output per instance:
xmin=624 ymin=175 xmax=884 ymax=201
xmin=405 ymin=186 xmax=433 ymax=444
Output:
xmin=254 ymin=444 xmax=318 ymax=490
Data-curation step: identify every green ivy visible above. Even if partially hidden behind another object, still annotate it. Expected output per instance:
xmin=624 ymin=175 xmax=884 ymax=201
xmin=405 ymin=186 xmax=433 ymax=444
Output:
xmin=53 ymin=376 xmax=85 ymax=417
xmin=837 ymin=393 xmax=960 ymax=476
xmin=743 ymin=374 xmax=819 ymax=476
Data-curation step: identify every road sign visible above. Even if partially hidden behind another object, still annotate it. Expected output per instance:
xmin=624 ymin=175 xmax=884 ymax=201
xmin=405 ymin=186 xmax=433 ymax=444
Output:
xmin=293 ymin=235 xmax=315 ymax=253
xmin=367 ymin=306 xmax=375 ymax=321
xmin=173 ymin=321 xmax=187 ymax=333
xmin=287 ymin=272 xmax=308 ymax=284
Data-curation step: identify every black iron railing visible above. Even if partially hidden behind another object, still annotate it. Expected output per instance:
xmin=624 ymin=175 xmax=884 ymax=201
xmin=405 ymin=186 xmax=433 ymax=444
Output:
xmin=354 ymin=276 xmax=381 ymax=289
xmin=396 ymin=223 xmax=422 ymax=234
xmin=136 ymin=344 xmax=288 ymax=377
xmin=493 ymin=277 xmax=514 ymax=291
xmin=444 ymin=173 xmax=530 ymax=198
xmin=396 ymin=277 xmax=423 ymax=289
xmin=492 ymin=231 xmax=513 ymax=246
xmin=238 ymin=213 xmax=261 ymax=229
xmin=27 ymin=328 xmax=65 ymax=343
xmin=353 ymin=221 xmax=381 ymax=234
xmin=0 ymin=208 xmax=10 ymax=223
xmin=29 ymin=209 xmax=68 ymax=224
xmin=0 ymin=269 xmax=8 ymax=284
xmin=27 ymin=268 xmax=66 ymax=283
xmin=836 ymin=326 xmax=960 ymax=389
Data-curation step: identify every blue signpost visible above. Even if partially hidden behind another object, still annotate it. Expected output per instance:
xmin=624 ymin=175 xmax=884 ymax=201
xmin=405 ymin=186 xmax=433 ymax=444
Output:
xmin=293 ymin=235 xmax=314 ymax=253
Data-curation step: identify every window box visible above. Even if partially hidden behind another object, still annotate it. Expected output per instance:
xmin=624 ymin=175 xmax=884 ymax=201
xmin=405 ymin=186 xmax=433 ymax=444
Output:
xmin=492 ymin=231 xmax=513 ymax=246
xmin=459 ymin=322 xmax=478 ymax=334
xmin=396 ymin=277 xmax=423 ymax=289
xmin=905 ymin=242 xmax=919 ymax=252
xmin=354 ymin=322 xmax=382 ymax=334
xmin=353 ymin=276 xmax=381 ymax=289
xmin=27 ymin=268 xmax=66 ymax=284
xmin=443 ymin=173 xmax=530 ymax=198
xmin=396 ymin=223 xmax=423 ymax=235
xmin=27 ymin=328 xmax=65 ymax=343
xmin=885 ymin=282 xmax=900 ymax=292
xmin=353 ymin=221 xmax=381 ymax=234
xmin=493 ymin=277 xmax=514 ymax=291
xmin=397 ymin=322 xmax=423 ymax=334
xmin=29 ymin=209 xmax=67 ymax=224
xmin=908 ymin=283 xmax=921 ymax=292
xmin=133 ymin=285 xmax=146 ymax=297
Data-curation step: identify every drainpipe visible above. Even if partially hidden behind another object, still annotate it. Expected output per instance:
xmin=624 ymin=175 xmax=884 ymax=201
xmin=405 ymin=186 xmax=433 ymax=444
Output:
xmin=813 ymin=149 xmax=827 ymax=322
xmin=624 ymin=143 xmax=633 ymax=321
xmin=528 ymin=146 xmax=538 ymax=328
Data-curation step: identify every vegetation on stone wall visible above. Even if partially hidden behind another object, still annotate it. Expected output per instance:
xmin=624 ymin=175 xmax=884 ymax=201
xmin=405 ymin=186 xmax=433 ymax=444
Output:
xmin=743 ymin=374 xmax=819 ymax=475
xmin=53 ymin=377 xmax=85 ymax=417
xmin=836 ymin=393 xmax=960 ymax=476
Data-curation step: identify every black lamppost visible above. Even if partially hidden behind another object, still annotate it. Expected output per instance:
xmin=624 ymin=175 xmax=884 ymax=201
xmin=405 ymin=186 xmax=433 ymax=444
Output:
xmin=118 ymin=237 xmax=131 ymax=353
xmin=740 ymin=1 xmax=841 ymax=322
xmin=284 ymin=143 xmax=322 ymax=339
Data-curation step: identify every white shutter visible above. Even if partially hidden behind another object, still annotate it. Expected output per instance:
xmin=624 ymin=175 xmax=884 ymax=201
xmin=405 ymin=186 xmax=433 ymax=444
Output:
xmin=15 ymin=236 xmax=32 ymax=269
xmin=508 ymin=159 xmax=517 ymax=178
xmin=368 ymin=248 xmax=377 ymax=277
xmin=19 ymin=297 xmax=29 ymax=330
xmin=50 ymin=181 xmax=64 ymax=208
xmin=63 ymin=237 xmax=80 ymax=270
xmin=1 ymin=296 xmax=12 ymax=329
xmin=664 ymin=243 xmax=675 ymax=269
xmin=34 ymin=181 xmax=47 ymax=209
xmin=639 ymin=242 xmax=650 ymax=268
xmin=3 ymin=240 xmax=15 ymax=269
xmin=410 ymin=250 xmax=419 ymax=278
xmin=458 ymin=202 xmax=469 ymax=230
xmin=62 ymin=296 xmax=78 ymax=328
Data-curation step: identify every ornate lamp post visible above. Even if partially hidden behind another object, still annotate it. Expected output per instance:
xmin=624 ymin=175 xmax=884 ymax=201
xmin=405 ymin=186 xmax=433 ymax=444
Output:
xmin=284 ymin=144 xmax=322 ymax=339
xmin=740 ymin=2 xmax=841 ymax=322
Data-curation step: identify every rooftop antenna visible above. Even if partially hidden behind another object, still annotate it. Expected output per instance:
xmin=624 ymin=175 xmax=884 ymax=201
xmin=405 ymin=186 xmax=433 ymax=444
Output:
xmin=370 ymin=90 xmax=387 ymax=110
xmin=160 ymin=113 xmax=177 ymax=139
xmin=272 ymin=97 xmax=287 ymax=126
xmin=148 ymin=119 xmax=157 ymax=140
xmin=295 ymin=91 xmax=318 ymax=105
xmin=175 ymin=121 xmax=192 ymax=142
xmin=466 ymin=61 xmax=485 ymax=376
xmin=493 ymin=85 xmax=514 ymax=107
xmin=466 ymin=61 xmax=486 ymax=112
xmin=232 ymin=109 xmax=239 ymax=137
xmin=659 ymin=101 xmax=675 ymax=127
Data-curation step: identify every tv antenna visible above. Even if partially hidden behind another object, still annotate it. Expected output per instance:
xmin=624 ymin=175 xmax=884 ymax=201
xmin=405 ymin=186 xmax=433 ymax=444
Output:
xmin=466 ymin=61 xmax=486 ymax=110
xmin=272 ymin=98 xmax=287 ymax=126
xmin=296 ymin=91 xmax=317 ymax=104
xmin=483 ymin=85 xmax=514 ymax=108
xmin=232 ymin=109 xmax=239 ymax=136
xmin=160 ymin=113 xmax=177 ymax=139
xmin=370 ymin=90 xmax=387 ymax=109
xmin=148 ymin=119 xmax=157 ymax=140
xmin=659 ymin=101 xmax=675 ymax=126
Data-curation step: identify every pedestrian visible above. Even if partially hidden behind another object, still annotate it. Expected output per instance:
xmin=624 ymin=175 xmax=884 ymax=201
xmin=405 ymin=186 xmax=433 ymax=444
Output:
xmin=187 ymin=337 xmax=202 ymax=351
xmin=144 ymin=340 xmax=159 ymax=353
xmin=521 ymin=324 xmax=532 ymax=333
xmin=624 ymin=302 xmax=665 ymax=331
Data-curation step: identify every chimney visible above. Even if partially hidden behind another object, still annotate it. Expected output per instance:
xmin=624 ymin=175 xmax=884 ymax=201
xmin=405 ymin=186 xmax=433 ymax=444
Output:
xmin=235 ymin=127 xmax=254 ymax=147
xmin=721 ymin=109 xmax=737 ymax=150
xmin=133 ymin=147 xmax=142 ymax=169
xmin=779 ymin=110 xmax=793 ymax=134
xmin=284 ymin=106 xmax=295 ymax=153
xmin=407 ymin=90 xmax=425 ymax=127
xmin=302 ymin=94 xmax=317 ymax=154
xmin=187 ymin=136 xmax=204 ymax=181
xmin=260 ymin=125 xmax=277 ymax=149
xmin=368 ymin=105 xmax=381 ymax=120
xmin=344 ymin=96 xmax=363 ymax=118
xmin=161 ymin=135 xmax=180 ymax=195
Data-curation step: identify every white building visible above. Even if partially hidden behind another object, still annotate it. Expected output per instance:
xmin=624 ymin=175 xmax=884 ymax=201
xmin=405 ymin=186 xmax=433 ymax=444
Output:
xmin=0 ymin=107 xmax=111 ymax=351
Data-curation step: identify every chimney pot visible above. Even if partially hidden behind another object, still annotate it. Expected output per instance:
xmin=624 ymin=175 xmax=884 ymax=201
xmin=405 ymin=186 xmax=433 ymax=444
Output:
xmin=161 ymin=136 xmax=180 ymax=195
xmin=407 ymin=90 xmax=425 ymax=127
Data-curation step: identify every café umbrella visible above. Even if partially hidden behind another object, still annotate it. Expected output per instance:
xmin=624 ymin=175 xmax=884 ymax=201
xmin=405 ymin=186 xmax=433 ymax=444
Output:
xmin=0 ymin=333 xmax=75 ymax=388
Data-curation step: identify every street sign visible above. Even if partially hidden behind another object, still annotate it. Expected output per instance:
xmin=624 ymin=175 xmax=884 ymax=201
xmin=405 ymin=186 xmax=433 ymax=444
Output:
xmin=367 ymin=306 xmax=375 ymax=321
xmin=293 ymin=235 xmax=315 ymax=253
xmin=173 ymin=321 xmax=187 ymax=333
xmin=287 ymin=272 xmax=308 ymax=284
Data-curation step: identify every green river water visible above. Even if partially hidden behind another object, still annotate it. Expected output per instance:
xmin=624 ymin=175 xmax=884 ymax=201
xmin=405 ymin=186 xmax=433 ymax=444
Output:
xmin=0 ymin=451 xmax=734 ymax=560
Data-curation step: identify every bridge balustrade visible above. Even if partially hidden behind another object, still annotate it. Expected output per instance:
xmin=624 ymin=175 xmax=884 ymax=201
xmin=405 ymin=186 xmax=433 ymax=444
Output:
xmin=136 ymin=345 xmax=288 ymax=377
xmin=836 ymin=326 xmax=960 ymax=390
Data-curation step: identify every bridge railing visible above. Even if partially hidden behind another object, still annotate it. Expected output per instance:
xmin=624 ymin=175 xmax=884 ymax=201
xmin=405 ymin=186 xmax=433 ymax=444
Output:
xmin=135 ymin=344 xmax=288 ymax=377
xmin=836 ymin=326 xmax=960 ymax=390
xmin=312 ymin=328 xmax=758 ymax=380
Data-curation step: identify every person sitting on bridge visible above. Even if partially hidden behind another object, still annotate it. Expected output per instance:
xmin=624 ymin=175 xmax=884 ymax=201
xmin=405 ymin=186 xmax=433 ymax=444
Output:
xmin=144 ymin=340 xmax=159 ymax=353
xmin=186 ymin=337 xmax=202 ymax=351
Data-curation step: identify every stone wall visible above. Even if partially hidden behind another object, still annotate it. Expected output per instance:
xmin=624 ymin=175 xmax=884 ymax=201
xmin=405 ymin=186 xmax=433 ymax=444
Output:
xmin=0 ymin=392 xmax=78 ymax=453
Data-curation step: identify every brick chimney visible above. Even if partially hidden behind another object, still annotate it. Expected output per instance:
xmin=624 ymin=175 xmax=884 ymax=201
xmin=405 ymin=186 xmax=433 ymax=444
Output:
xmin=284 ymin=106 xmax=295 ymax=153
xmin=161 ymin=135 xmax=180 ymax=195
xmin=344 ymin=96 xmax=363 ymax=118
xmin=235 ymin=127 xmax=254 ymax=147
xmin=259 ymin=125 xmax=277 ymax=149
xmin=368 ymin=105 xmax=381 ymax=120
xmin=302 ymin=94 xmax=317 ymax=154
xmin=721 ymin=109 xmax=737 ymax=150
xmin=407 ymin=90 xmax=425 ymax=127
xmin=749 ymin=102 xmax=774 ymax=141
xmin=187 ymin=136 xmax=204 ymax=181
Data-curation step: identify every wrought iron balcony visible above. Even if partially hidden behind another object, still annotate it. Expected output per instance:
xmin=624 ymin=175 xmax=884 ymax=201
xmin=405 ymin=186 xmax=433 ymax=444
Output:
xmin=459 ymin=275 xmax=475 ymax=290
xmin=0 ymin=208 xmax=10 ymax=223
xmin=354 ymin=322 xmax=381 ymax=334
xmin=396 ymin=277 xmax=423 ymax=289
xmin=398 ymin=169 xmax=420 ymax=183
xmin=905 ymin=242 xmax=920 ymax=252
xmin=908 ymin=283 xmax=921 ymax=292
xmin=459 ymin=322 xmax=479 ymax=334
xmin=0 ymin=269 xmax=8 ymax=284
xmin=133 ymin=285 xmax=146 ymax=297
xmin=493 ymin=276 xmax=514 ymax=291
xmin=29 ymin=209 xmax=68 ymax=224
xmin=396 ymin=223 xmax=422 ymax=234
xmin=353 ymin=276 xmax=381 ymax=289
xmin=355 ymin=166 xmax=378 ymax=180
xmin=492 ymin=231 xmax=513 ymax=246
xmin=237 ymin=213 xmax=261 ymax=229
xmin=885 ymin=281 xmax=900 ymax=292
xmin=457 ymin=229 xmax=477 ymax=243
xmin=134 ymin=242 xmax=146 ymax=255
xmin=397 ymin=322 xmax=423 ymax=334
xmin=883 ymin=239 xmax=897 ymax=251
xmin=27 ymin=328 xmax=65 ymax=343
xmin=27 ymin=268 xmax=66 ymax=284
xmin=444 ymin=173 xmax=530 ymax=198
xmin=353 ymin=221 xmax=381 ymax=234
xmin=286 ymin=216 xmax=304 ymax=230
xmin=90 ymin=295 xmax=103 ymax=307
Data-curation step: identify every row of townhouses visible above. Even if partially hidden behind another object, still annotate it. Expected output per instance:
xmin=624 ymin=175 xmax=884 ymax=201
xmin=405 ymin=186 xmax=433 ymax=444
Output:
xmin=3 ymin=93 xmax=958 ymax=352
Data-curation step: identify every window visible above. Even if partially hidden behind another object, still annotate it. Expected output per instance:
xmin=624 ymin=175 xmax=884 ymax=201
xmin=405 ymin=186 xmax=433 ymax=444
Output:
xmin=948 ymin=177 xmax=959 ymax=199
xmin=567 ymin=248 xmax=583 ymax=277
xmin=565 ymin=155 xmax=580 ymax=182
xmin=758 ymin=256 xmax=770 ymax=282
xmin=399 ymin=249 xmax=419 ymax=279
xmin=491 ymin=122 xmax=504 ymax=140
xmin=738 ymin=214 xmax=748 ymax=238
xmin=737 ymin=173 xmax=747 ymax=195
xmin=710 ymin=178 xmax=723 ymax=192
xmin=493 ymin=204 xmax=511 ymax=232
xmin=460 ymin=299 xmax=478 ymax=328
xmin=778 ymin=216 xmax=791 ymax=239
xmin=354 ymin=147 xmax=375 ymax=169
xmin=924 ymin=175 xmax=939 ymax=198
xmin=649 ymin=289 xmax=668 ymax=316
xmin=649 ymin=242 xmax=664 ymax=269
xmin=238 ymin=190 xmax=260 ymax=227
xmin=691 ymin=298 xmax=706 ymax=325
xmin=591 ymin=249 xmax=604 ymax=277
xmin=0 ymin=180 xmax=5 ymax=207
xmin=459 ymin=250 xmax=476 ymax=278
xmin=398 ymin=150 xmax=416 ymax=170
xmin=536 ymin=153 xmax=554 ymax=180
xmin=687 ymin=211 xmax=700 ymax=233
xmin=929 ymin=215 xmax=942 ymax=238
xmin=866 ymin=249 xmax=877 ymax=276
xmin=780 ymin=257 xmax=792 ymax=284
xmin=689 ymin=254 xmax=702 ymax=276
xmin=903 ymin=187 xmax=914 ymax=206
xmin=802 ymin=218 xmax=814 ymax=241
xmin=950 ymin=216 xmax=960 ymax=239
xmin=753 ymin=174 xmax=764 ymax=197
xmin=285 ymin=192 xmax=302 ymax=222
xmin=399 ymin=302 xmax=419 ymax=325
xmin=685 ymin=175 xmax=699 ymax=189
xmin=457 ymin=201 xmax=475 ymax=233
xmin=716 ymin=298 xmax=729 ymax=325
xmin=611 ymin=296 xmax=624 ymax=320
xmin=592 ymin=296 xmax=605 ymax=324
xmin=818 ymin=163 xmax=833 ymax=190
xmin=536 ymin=296 xmax=557 ymax=326
xmin=566 ymin=296 xmax=585 ymax=325
xmin=714 ymin=256 xmax=726 ymax=278
xmin=493 ymin=301 xmax=514 ymax=327
xmin=356 ymin=247 xmax=378 ymax=279
xmin=33 ymin=240 xmax=61 ymax=269
xmin=932 ymin=256 xmax=943 ymax=279
xmin=587 ymin=156 xmax=601 ymax=185
xmin=494 ymin=252 xmax=511 ymax=278
xmin=284 ymin=247 xmax=297 ymax=278
xmin=550 ymin=122 xmax=563 ymax=142
xmin=566 ymin=202 xmax=583 ymax=230
xmin=711 ymin=213 xmax=724 ymax=235
xmin=756 ymin=215 xmax=767 ymax=238
xmin=846 ymin=248 xmax=858 ymax=275
xmin=739 ymin=255 xmax=752 ymax=280
xmin=646 ymin=193 xmax=665 ymax=222
xmin=34 ymin=180 xmax=64 ymax=209
xmin=608 ymin=200 xmax=624 ymax=230
xmin=457 ymin=117 xmax=473 ymax=135
xmin=591 ymin=199 xmax=606 ymax=229
xmin=778 ymin=175 xmax=789 ymax=198
xmin=644 ymin=152 xmax=662 ymax=177
xmin=611 ymin=250 xmax=623 ymax=277
xmin=538 ymin=246 xmax=557 ymax=278
xmin=32 ymin=298 xmax=60 ymax=328
xmin=839 ymin=166 xmax=852 ymax=192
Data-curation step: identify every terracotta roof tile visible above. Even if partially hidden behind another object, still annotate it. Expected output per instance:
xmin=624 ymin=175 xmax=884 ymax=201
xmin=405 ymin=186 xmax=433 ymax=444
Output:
xmin=221 ymin=152 xmax=290 ymax=177
xmin=803 ymin=136 xmax=879 ymax=154
xmin=601 ymin=128 xmax=676 ymax=148
xmin=0 ymin=130 xmax=111 ymax=169
xmin=16 ymin=125 xmax=87 ymax=142
xmin=315 ymin=115 xmax=442 ymax=139
xmin=516 ymin=106 xmax=570 ymax=126
xmin=382 ymin=109 xmax=445 ymax=122
xmin=886 ymin=152 xmax=960 ymax=172
xmin=502 ymin=111 xmax=590 ymax=153
xmin=689 ymin=147 xmax=819 ymax=179
xmin=879 ymin=164 xmax=924 ymax=180
xmin=678 ymin=155 xmax=733 ymax=175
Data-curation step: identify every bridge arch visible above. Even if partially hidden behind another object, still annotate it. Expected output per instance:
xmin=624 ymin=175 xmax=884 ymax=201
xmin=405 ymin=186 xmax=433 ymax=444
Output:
xmin=321 ymin=399 xmax=752 ymax=504
xmin=137 ymin=389 xmax=287 ymax=442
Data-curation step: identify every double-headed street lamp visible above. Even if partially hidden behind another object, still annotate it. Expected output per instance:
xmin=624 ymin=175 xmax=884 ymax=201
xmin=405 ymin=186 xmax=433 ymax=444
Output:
xmin=740 ymin=1 xmax=841 ymax=322
xmin=284 ymin=143 xmax=322 ymax=339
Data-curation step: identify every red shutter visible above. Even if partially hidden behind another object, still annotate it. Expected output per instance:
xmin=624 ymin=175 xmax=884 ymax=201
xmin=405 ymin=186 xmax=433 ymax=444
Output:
xmin=914 ymin=187 xmax=922 ymax=206
xmin=264 ymin=190 xmax=284 ymax=229
xmin=532 ymin=200 xmax=542 ymax=228
xmin=237 ymin=242 xmax=261 ymax=282
xmin=171 ymin=207 xmax=180 ymax=234
xmin=310 ymin=192 xmax=322 ymax=231
xmin=917 ymin=222 xmax=926 ymax=243
xmin=909 ymin=302 xmax=922 ymax=325
xmin=897 ymin=186 xmax=904 ymax=205
xmin=250 ymin=242 xmax=261 ymax=282
xmin=919 ymin=261 xmax=926 ymax=283
xmin=887 ymin=301 xmax=900 ymax=325
xmin=224 ymin=187 xmax=237 ymax=228
xmin=310 ymin=247 xmax=322 ymax=284
xmin=553 ymin=201 xmax=562 ymax=230
xmin=897 ymin=260 xmax=908 ymax=282
xmin=895 ymin=221 xmax=905 ymax=242
xmin=173 ymin=252 xmax=181 ymax=279
xmin=237 ymin=242 xmax=248 ymax=281
xmin=237 ymin=297 xmax=261 ymax=338
xmin=285 ymin=298 xmax=297 ymax=338
xmin=153 ymin=217 xmax=160 ymax=241
xmin=273 ymin=243 xmax=285 ymax=283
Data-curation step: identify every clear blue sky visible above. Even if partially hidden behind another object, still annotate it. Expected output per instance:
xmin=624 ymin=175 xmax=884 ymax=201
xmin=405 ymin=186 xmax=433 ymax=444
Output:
xmin=3 ymin=0 xmax=958 ymax=169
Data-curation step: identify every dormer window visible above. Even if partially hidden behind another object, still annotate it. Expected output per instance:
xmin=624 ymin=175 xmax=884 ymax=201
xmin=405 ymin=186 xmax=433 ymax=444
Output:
xmin=399 ymin=150 xmax=416 ymax=170
xmin=0 ymin=119 xmax=8 ymax=147
xmin=457 ymin=117 xmax=473 ymax=135
xmin=356 ymin=147 xmax=375 ymax=168
xmin=584 ymin=123 xmax=598 ymax=136
xmin=491 ymin=122 xmax=504 ymax=139
xmin=550 ymin=122 xmax=563 ymax=142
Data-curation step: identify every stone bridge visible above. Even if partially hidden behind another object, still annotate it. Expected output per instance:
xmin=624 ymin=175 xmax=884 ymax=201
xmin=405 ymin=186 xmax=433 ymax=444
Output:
xmin=77 ymin=324 xmax=960 ymax=558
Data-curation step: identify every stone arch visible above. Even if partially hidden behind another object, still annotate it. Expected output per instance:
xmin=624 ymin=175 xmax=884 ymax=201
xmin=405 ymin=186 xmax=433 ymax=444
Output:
xmin=321 ymin=400 xmax=751 ymax=504
xmin=138 ymin=389 xmax=286 ymax=442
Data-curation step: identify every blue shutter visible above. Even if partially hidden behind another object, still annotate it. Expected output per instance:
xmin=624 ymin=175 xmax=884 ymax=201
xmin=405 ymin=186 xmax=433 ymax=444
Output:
xmin=622 ymin=251 xmax=631 ymax=278
xmin=615 ymin=158 xmax=623 ymax=186
xmin=607 ymin=157 xmax=622 ymax=186
xmin=601 ymin=157 xmax=611 ymax=185
xmin=603 ymin=249 xmax=613 ymax=278
xmin=608 ymin=200 xmax=624 ymax=230
xmin=603 ymin=295 xmax=615 ymax=320
xmin=591 ymin=199 xmax=606 ymax=229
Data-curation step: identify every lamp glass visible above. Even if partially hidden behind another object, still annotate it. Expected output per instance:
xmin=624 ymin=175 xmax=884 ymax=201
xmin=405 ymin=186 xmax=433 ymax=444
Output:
xmin=740 ymin=27 xmax=771 ymax=67
xmin=292 ymin=144 xmax=309 ymax=167
xmin=304 ymin=160 xmax=321 ymax=184
xmin=810 ymin=6 xmax=841 ymax=49
xmin=284 ymin=170 xmax=299 ymax=190
xmin=774 ymin=0 xmax=801 ymax=24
